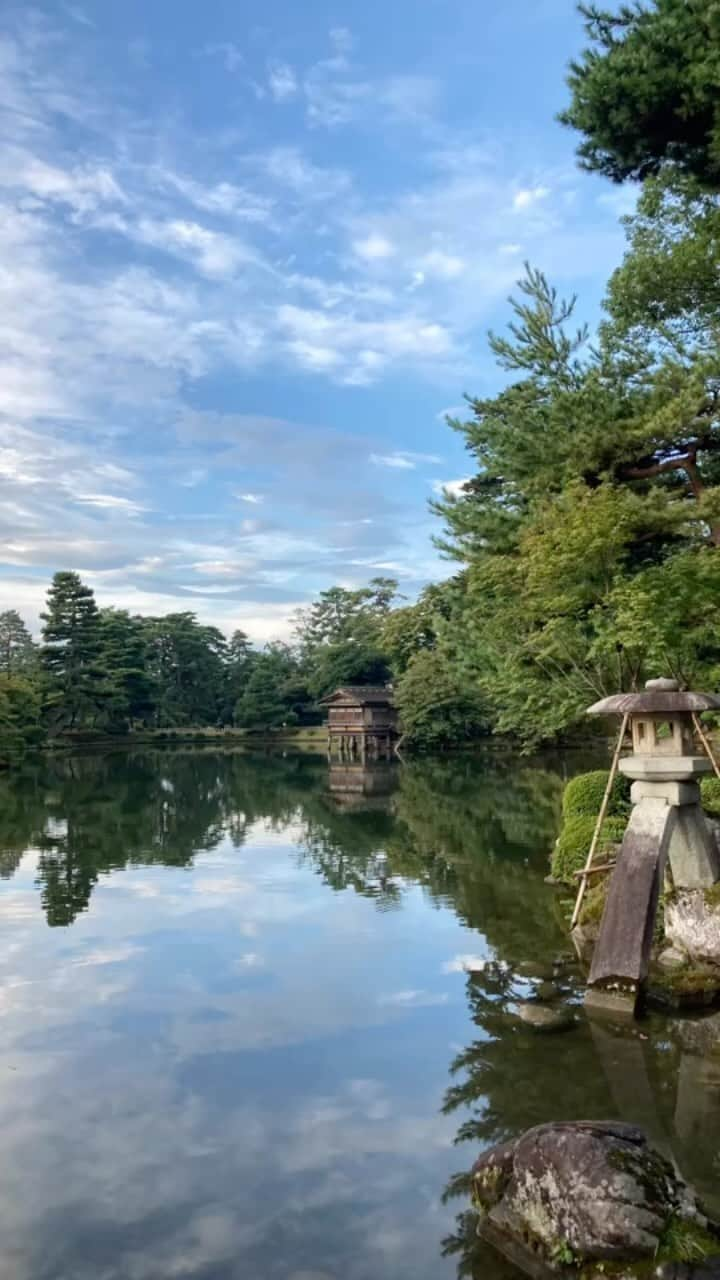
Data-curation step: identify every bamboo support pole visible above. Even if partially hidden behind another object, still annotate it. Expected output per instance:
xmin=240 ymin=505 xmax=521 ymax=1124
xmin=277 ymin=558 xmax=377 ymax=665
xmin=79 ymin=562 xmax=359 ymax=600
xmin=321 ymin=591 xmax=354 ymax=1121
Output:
xmin=692 ymin=712 xmax=720 ymax=779
xmin=570 ymin=712 xmax=629 ymax=932
xmin=572 ymin=860 xmax=616 ymax=879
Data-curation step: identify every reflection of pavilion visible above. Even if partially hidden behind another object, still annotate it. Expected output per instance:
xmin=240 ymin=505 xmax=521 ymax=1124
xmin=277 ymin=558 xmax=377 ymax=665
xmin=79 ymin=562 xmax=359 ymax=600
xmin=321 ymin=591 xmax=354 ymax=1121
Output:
xmin=326 ymin=762 xmax=399 ymax=812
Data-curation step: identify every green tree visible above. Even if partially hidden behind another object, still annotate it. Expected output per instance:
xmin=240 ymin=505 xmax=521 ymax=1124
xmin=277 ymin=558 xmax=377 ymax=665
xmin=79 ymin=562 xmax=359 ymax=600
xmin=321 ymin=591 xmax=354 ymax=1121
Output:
xmin=98 ymin=609 xmax=155 ymax=730
xmin=234 ymin=646 xmax=298 ymax=730
xmin=295 ymin=578 xmax=397 ymax=700
xmin=604 ymin=170 xmax=720 ymax=354
xmin=40 ymin=572 xmax=108 ymax=731
xmin=0 ymin=610 xmax=36 ymax=675
xmin=434 ymin=258 xmax=720 ymax=746
xmin=222 ymin=629 xmax=254 ymax=723
xmin=145 ymin=613 xmax=228 ymax=726
xmin=560 ymin=0 xmax=720 ymax=187
xmin=394 ymin=649 xmax=489 ymax=750
xmin=0 ymin=676 xmax=43 ymax=762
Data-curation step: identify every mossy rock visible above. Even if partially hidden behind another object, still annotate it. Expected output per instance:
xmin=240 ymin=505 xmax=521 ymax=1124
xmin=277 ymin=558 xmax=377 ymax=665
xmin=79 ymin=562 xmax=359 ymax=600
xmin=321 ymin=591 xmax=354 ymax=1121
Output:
xmin=578 ymin=876 xmax=610 ymax=927
xmin=563 ymin=770 xmax=631 ymax=821
xmin=701 ymin=776 xmax=720 ymax=819
xmin=552 ymin=814 xmax=626 ymax=884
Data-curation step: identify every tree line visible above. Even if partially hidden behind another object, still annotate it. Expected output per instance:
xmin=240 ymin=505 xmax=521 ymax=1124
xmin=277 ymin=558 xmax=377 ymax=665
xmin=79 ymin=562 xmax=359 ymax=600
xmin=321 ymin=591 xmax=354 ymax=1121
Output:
xmin=4 ymin=0 xmax=720 ymax=757
xmin=0 ymin=571 xmax=421 ymax=760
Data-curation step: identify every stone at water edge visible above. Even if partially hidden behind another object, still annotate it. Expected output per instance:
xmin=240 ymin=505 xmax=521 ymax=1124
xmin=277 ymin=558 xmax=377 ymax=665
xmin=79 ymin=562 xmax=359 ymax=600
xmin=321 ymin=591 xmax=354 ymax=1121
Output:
xmin=658 ymin=947 xmax=689 ymax=971
xmin=472 ymin=1120 xmax=710 ymax=1273
xmin=513 ymin=1001 xmax=575 ymax=1032
xmin=666 ymin=891 xmax=720 ymax=966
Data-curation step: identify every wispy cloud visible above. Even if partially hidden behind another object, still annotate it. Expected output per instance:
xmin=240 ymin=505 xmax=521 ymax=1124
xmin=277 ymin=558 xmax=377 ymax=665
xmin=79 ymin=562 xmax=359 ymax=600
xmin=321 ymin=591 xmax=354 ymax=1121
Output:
xmin=267 ymin=60 xmax=298 ymax=102
xmin=201 ymin=42 xmax=244 ymax=72
xmin=371 ymin=451 xmax=442 ymax=470
xmin=513 ymin=184 xmax=550 ymax=210
xmin=431 ymin=477 xmax=471 ymax=498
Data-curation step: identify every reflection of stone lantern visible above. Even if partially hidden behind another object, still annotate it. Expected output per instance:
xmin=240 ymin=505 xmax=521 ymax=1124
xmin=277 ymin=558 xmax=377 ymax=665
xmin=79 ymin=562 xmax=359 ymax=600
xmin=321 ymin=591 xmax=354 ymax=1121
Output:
xmin=582 ymin=678 xmax=720 ymax=1017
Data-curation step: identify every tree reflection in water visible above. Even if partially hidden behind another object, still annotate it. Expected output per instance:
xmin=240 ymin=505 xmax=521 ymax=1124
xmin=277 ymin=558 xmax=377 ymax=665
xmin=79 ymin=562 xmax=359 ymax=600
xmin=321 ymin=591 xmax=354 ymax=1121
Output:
xmin=1 ymin=746 xmax=718 ymax=1279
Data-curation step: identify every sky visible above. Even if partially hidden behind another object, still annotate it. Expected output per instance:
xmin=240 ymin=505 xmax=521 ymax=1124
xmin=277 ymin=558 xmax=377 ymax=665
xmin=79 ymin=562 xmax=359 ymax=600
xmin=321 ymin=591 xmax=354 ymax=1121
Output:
xmin=1 ymin=0 xmax=636 ymax=642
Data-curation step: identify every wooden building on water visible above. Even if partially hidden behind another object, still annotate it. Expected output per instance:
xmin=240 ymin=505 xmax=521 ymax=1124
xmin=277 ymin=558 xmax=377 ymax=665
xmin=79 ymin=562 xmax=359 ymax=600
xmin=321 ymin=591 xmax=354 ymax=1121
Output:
xmin=321 ymin=686 xmax=398 ymax=760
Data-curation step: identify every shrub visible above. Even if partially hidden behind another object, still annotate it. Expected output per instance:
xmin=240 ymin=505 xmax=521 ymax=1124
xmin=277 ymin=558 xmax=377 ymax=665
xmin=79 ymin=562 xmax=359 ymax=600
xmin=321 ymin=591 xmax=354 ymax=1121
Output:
xmin=562 ymin=769 xmax=630 ymax=821
xmin=552 ymin=813 xmax=626 ymax=884
xmin=701 ymin=776 xmax=720 ymax=818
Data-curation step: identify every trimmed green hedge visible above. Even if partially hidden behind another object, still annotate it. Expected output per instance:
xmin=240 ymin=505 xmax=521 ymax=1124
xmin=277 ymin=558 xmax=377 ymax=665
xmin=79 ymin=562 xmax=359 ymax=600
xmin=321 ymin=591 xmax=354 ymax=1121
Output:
xmin=552 ymin=813 xmax=626 ymax=884
xmin=553 ymin=767 xmax=630 ymax=884
xmin=701 ymin=776 xmax=720 ymax=818
xmin=562 ymin=769 xmax=630 ymax=821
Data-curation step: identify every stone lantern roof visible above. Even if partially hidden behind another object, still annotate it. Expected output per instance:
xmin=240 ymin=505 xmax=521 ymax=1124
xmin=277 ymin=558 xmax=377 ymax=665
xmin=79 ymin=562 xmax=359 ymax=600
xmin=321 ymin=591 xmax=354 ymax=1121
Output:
xmin=587 ymin=690 xmax=720 ymax=716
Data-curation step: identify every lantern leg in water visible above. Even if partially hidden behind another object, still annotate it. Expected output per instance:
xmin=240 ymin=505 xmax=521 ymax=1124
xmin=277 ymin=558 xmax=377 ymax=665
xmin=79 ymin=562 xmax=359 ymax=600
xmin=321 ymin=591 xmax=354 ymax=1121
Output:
xmin=586 ymin=798 xmax=675 ymax=1018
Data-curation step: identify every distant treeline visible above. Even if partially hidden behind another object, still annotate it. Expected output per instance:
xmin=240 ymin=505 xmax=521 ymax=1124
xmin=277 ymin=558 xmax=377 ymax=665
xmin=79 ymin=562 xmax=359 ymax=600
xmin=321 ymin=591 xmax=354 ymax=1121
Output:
xmin=0 ymin=570 xmax=487 ymax=764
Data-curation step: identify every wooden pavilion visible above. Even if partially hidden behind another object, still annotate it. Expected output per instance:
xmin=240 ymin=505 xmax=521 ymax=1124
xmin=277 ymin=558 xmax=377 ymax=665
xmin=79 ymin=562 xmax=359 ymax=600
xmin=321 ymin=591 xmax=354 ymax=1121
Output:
xmin=321 ymin=686 xmax=398 ymax=760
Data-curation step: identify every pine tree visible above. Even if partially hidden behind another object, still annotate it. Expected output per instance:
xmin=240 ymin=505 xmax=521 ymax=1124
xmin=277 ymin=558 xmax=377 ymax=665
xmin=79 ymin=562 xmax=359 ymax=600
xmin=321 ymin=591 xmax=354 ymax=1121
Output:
xmin=234 ymin=650 xmax=297 ymax=730
xmin=40 ymin=572 xmax=108 ymax=731
xmin=0 ymin=610 xmax=36 ymax=675
xmin=98 ymin=609 xmax=155 ymax=730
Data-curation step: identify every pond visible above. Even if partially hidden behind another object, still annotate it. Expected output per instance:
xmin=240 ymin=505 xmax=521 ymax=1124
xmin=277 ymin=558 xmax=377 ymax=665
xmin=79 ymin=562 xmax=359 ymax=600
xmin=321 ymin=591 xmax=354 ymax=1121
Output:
xmin=0 ymin=748 xmax=718 ymax=1280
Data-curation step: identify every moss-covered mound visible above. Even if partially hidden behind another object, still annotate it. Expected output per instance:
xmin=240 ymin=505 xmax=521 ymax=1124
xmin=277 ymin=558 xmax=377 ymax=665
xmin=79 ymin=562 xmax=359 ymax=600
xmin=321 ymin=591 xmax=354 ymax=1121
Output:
xmin=552 ymin=770 xmax=630 ymax=884
xmin=701 ymin=775 xmax=720 ymax=818
xmin=562 ymin=769 xmax=631 ymax=821
xmin=552 ymin=813 xmax=626 ymax=884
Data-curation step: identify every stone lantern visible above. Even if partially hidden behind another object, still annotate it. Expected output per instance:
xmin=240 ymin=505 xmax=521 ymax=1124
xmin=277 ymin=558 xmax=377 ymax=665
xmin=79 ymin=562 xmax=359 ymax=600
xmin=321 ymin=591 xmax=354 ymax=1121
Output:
xmin=583 ymin=678 xmax=720 ymax=1016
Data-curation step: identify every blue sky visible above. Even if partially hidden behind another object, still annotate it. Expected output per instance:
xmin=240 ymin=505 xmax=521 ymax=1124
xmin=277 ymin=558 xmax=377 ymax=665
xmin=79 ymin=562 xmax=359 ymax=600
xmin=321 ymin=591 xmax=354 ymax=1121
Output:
xmin=1 ymin=0 xmax=635 ymax=640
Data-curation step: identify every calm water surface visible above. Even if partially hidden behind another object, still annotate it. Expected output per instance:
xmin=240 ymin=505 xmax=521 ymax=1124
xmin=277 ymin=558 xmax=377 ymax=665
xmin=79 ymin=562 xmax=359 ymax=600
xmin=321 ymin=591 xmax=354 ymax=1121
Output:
xmin=0 ymin=749 xmax=718 ymax=1280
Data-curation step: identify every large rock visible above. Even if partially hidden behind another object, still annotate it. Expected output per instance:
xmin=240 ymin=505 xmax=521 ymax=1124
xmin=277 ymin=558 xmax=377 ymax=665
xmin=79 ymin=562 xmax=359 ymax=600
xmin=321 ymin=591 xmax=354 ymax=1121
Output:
xmin=666 ymin=891 xmax=720 ymax=966
xmin=472 ymin=1121 xmax=708 ymax=1273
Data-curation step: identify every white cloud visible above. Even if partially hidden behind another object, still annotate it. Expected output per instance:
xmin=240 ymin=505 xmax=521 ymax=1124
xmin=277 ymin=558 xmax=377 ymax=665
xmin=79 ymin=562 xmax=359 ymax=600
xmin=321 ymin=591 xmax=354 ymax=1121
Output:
xmin=267 ymin=60 xmax=298 ymax=102
xmin=498 ymin=241 xmax=522 ymax=255
xmin=134 ymin=218 xmax=257 ymax=278
xmin=74 ymin=493 xmax=148 ymax=516
xmin=435 ymin=404 xmax=467 ymax=422
xmin=370 ymin=451 xmax=441 ymax=470
xmin=70 ymin=944 xmax=144 ymax=967
xmin=370 ymin=453 xmax=414 ymax=470
xmin=432 ymin=477 xmax=471 ymax=498
xmin=236 ymin=493 xmax=264 ymax=505
xmin=417 ymin=250 xmax=464 ymax=279
xmin=513 ymin=185 xmax=550 ymax=210
xmin=353 ymin=233 xmax=395 ymax=261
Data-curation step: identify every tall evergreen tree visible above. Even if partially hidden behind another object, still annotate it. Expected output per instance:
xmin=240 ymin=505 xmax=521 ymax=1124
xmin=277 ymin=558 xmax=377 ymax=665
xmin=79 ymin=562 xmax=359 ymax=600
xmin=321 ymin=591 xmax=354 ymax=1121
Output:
xmin=40 ymin=572 xmax=108 ymax=731
xmin=98 ymin=609 xmax=155 ymax=730
xmin=234 ymin=647 xmax=298 ymax=730
xmin=145 ymin=613 xmax=228 ymax=726
xmin=0 ymin=610 xmax=36 ymax=675
xmin=560 ymin=0 xmax=720 ymax=187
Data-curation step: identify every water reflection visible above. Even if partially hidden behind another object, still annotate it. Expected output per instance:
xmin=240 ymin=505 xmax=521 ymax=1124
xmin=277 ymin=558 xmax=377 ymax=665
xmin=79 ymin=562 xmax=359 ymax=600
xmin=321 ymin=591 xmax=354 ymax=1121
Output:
xmin=0 ymin=748 xmax=718 ymax=1280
